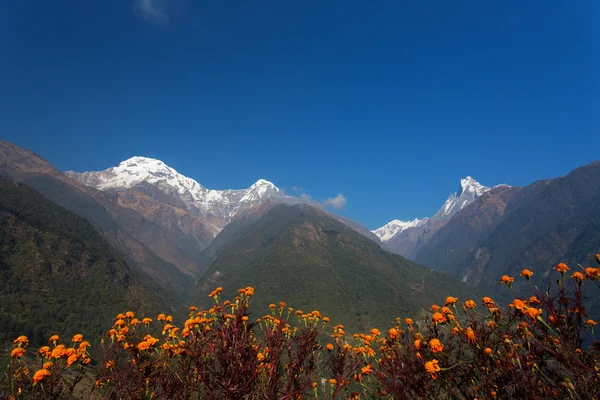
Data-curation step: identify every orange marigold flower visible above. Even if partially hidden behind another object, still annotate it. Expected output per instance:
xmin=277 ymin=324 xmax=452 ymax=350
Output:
xmin=441 ymin=307 xmax=452 ymax=315
xmin=257 ymin=352 xmax=265 ymax=361
xmin=429 ymin=338 xmax=444 ymax=353
xmin=520 ymin=269 xmax=534 ymax=279
xmin=432 ymin=312 xmax=446 ymax=324
xmin=269 ymin=304 xmax=276 ymax=309
xmin=466 ymin=327 xmax=476 ymax=343
xmin=509 ymin=298 xmax=527 ymax=311
xmin=430 ymin=305 xmax=440 ymax=312
xmin=328 ymin=378 xmax=336 ymax=386
xmin=326 ymin=343 xmax=334 ymax=351
xmin=570 ymin=272 xmax=585 ymax=282
xmin=32 ymin=369 xmax=51 ymax=384
xmin=464 ymin=300 xmax=476 ymax=309
xmin=587 ymin=319 xmax=598 ymax=327
xmin=554 ymin=263 xmax=570 ymax=274
xmin=424 ymin=360 xmax=440 ymax=379
xmin=584 ymin=268 xmax=600 ymax=280
xmin=130 ymin=318 xmax=140 ymax=326
xmin=66 ymin=354 xmax=78 ymax=367
xmin=500 ymin=275 xmax=515 ymax=285
xmin=48 ymin=335 xmax=60 ymax=344
xmin=371 ymin=328 xmax=380 ymax=336
xmin=388 ymin=328 xmax=400 ymax=340
xmin=51 ymin=345 xmax=67 ymax=359
xmin=11 ymin=348 xmax=26 ymax=359
xmin=13 ymin=335 xmax=29 ymax=347
xmin=484 ymin=347 xmax=492 ymax=355
xmin=405 ymin=318 xmax=413 ymax=325
xmin=137 ymin=341 xmax=151 ymax=351
xmin=38 ymin=346 xmax=51 ymax=357
xmin=157 ymin=314 xmax=166 ymax=321
xmin=414 ymin=340 xmax=422 ymax=350
xmin=445 ymin=296 xmax=458 ymax=306
xmin=189 ymin=306 xmax=198 ymax=312
xmin=482 ymin=297 xmax=495 ymax=308
xmin=105 ymin=361 xmax=115 ymax=369
xmin=166 ymin=315 xmax=173 ymax=323
xmin=323 ymin=317 xmax=330 ymax=323
xmin=529 ymin=296 xmax=542 ymax=305
xmin=42 ymin=362 xmax=53 ymax=369
xmin=72 ymin=334 xmax=83 ymax=343
xmin=142 ymin=318 xmax=152 ymax=324
xmin=526 ymin=308 xmax=542 ymax=321
xmin=125 ymin=311 xmax=135 ymax=319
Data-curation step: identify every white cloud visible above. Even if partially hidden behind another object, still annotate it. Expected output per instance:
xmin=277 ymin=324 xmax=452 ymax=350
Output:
xmin=322 ymin=193 xmax=347 ymax=210
xmin=135 ymin=0 xmax=169 ymax=23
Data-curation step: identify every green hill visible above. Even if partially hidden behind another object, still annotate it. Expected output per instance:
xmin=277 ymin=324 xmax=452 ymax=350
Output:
xmin=0 ymin=178 xmax=172 ymax=347
xmin=195 ymin=203 xmax=478 ymax=333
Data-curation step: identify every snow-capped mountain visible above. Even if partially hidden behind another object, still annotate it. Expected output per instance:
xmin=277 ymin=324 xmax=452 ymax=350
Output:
xmin=65 ymin=157 xmax=290 ymax=229
xmin=373 ymin=177 xmax=504 ymax=259
xmin=372 ymin=218 xmax=429 ymax=242
xmin=431 ymin=176 xmax=491 ymax=220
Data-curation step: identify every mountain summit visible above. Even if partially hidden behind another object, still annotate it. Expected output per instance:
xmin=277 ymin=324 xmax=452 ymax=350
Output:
xmin=373 ymin=176 xmax=498 ymax=258
xmin=66 ymin=158 xmax=289 ymax=230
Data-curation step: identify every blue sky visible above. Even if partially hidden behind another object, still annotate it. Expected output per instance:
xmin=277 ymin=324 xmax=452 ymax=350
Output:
xmin=1 ymin=1 xmax=598 ymax=229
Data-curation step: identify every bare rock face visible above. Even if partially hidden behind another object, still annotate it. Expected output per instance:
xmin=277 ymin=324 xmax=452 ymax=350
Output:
xmin=373 ymin=176 xmax=502 ymax=259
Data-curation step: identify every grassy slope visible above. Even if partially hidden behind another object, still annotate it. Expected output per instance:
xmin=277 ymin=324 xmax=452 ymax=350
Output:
xmin=0 ymin=178 xmax=173 ymax=347
xmin=196 ymin=204 xmax=478 ymax=333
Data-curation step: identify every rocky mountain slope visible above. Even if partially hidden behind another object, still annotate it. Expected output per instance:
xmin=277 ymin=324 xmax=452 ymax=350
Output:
xmin=373 ymin=177 xmax=500 ymax=259
xmin=414 ymin=161 xmax=600 ymax=307
xmin=0 ymin=141 xmax=195 ymax=296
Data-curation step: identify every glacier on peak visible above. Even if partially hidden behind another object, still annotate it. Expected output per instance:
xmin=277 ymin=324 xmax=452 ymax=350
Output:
xmin=65 ymin=158 xmax=287 ymax=227
xmin=372 ymin=218 xmax=428 ymax=241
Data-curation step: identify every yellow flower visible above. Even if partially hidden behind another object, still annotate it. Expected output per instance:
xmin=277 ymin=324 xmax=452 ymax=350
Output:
xmin=32 ymin=369 xmax=51 ymax=384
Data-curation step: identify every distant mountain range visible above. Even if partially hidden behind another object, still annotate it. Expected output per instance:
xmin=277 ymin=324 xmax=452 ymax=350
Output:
xmin=373 ymin=177 xmax=507 ymax=259
xmin=2 ymin=139 xmax=600 ymax=342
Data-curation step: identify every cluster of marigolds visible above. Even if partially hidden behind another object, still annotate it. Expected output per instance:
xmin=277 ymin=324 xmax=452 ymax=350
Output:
xmin=4 ymin=255 xmax=600 ymax=399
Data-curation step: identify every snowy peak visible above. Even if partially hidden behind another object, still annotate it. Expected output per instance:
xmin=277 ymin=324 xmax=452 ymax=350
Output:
xmin=372 ymin=218 xmax=428 ymax=241
xmin=436 ymin=176 xmax=491 ymax=219
xmin=65 ymin=158 xmax=288 ymax=227
xmin=458 ymin=176 xmax=488 ymax=197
